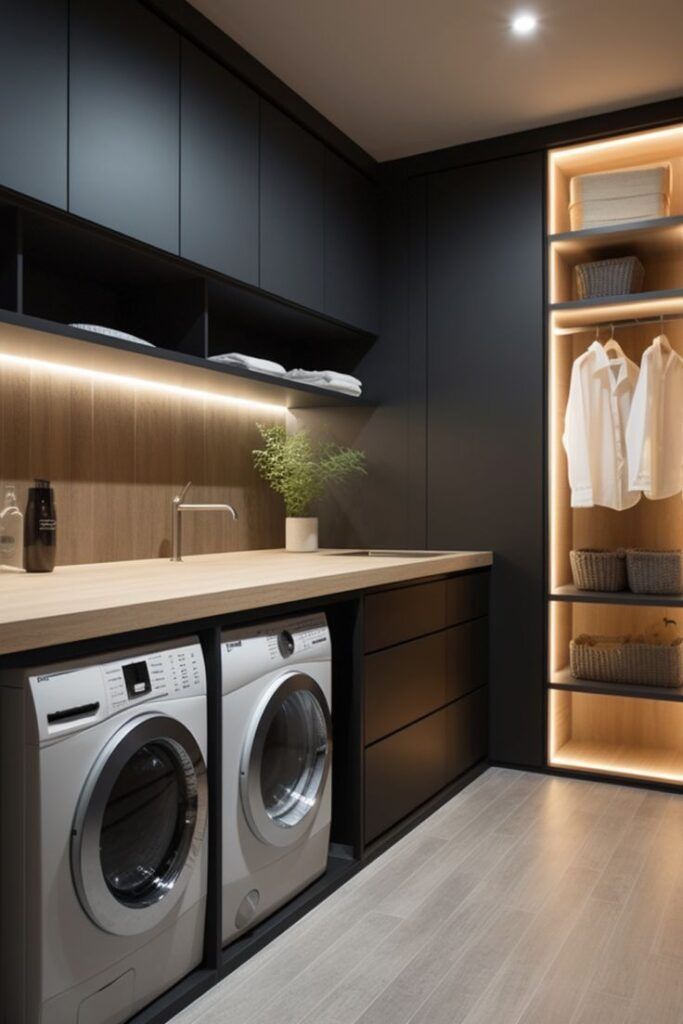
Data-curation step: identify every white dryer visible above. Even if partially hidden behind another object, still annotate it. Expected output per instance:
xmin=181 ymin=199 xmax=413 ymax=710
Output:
xmin=0 ymin=638 xmax=209 ymax=1024
xmin=220 ymin=614 xmax=332 ymax=945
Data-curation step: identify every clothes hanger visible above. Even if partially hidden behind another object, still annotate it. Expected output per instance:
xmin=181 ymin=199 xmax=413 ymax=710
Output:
xmin=656 ymin=315 xmax=672 ymax=352
xmin=603 ymin=324 xmax=625 ymax=359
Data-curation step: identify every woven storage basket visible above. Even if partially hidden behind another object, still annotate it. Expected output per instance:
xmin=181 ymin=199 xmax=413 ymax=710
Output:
xmin=621 ymin=640 xmax=683 ymax=687
xmin=626 ymin=550 xmax=683 ymax=595
xmin=570 ymin=549 xmax=627 ymax=592
xmin=570 ymin=636 xmax=624 ymax=683
xmin=574 ymin=256 xmax=644 ymax=299
xmin=570 ymin=635 xmax=683 ymax=687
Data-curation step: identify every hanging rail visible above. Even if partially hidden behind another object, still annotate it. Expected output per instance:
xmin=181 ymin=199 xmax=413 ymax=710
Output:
xmin=552 ymin=312 xmax=683 ymax=336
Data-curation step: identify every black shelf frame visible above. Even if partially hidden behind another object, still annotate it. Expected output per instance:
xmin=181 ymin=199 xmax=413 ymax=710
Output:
xmin=550 ymin=287 xmax=683 ymax=314
xmin=550 ymin=585 xmax=683 ymax=608
xmin=549 ymin=666 xmax=683 ymax=703
xmin=0 ymin=189 xmax=377 ymax=410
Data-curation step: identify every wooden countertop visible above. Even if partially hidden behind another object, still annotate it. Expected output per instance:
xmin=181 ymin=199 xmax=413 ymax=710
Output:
xmin=0 ymin=548 xmax=491 ymax=656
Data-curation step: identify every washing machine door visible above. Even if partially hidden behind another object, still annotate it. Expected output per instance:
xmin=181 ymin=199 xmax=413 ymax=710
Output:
xmin=241 ymin=672 xmax=332 ymax=848
xmin=71 ymin=713 xmax=207 ymax=936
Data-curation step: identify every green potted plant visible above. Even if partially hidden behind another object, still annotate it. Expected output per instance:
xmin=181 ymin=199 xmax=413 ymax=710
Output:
xmin=253 ymin=424 xmax=366 ymax=551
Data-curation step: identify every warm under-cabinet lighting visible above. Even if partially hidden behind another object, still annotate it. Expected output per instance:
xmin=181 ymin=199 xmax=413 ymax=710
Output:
xmin=0 ymin=351 xmax=288 ymax=415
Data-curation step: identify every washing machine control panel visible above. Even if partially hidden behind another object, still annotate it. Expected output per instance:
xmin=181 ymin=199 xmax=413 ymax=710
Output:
xmin=30 ymin=640 xmax=206 ymax=740
xmin=222 ymin=614 xmax=331 ymax=691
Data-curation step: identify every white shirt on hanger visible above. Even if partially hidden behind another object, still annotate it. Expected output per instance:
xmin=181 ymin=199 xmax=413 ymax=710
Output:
xmin=563 ymin=339 xmax=641 ymax=510
xmin=626 ymin=334 xmax=683 ymax=500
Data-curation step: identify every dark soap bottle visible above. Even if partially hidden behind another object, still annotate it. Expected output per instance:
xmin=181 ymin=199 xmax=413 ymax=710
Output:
xmin=25 ymin=479 xmax=57 ymax=573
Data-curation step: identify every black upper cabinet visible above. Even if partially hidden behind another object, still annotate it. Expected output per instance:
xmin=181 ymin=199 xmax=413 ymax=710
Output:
xmin=0 ymin=0 xmax=67 ymax=208
xmin=260 ymin=102 xmax=325 ymax=311
xmin=69 ymin=0 xmax=180 ymax=253
xmin=180 ymin=41 xmax=259 ymax=285
xmin=427 ymin=152 xmax=545 ymax=768
xmin=324 ymin=152 xmax=379 ymax=333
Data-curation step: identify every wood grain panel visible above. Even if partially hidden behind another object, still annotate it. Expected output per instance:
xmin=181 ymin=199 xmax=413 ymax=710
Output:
xmin=0 ymin=359 xmax=283 ymax=565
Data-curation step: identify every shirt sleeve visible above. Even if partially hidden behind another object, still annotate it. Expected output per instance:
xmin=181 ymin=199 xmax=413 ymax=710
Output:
xmin=563 ymin=357 xmax=594 ymax=508
xmin=626 ymin=350 xmax=650 ymax=492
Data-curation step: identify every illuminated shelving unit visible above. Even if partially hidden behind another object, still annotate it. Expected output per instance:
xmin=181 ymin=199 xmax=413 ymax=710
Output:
xmin=547 ymin=124 xmax=683 ymax=787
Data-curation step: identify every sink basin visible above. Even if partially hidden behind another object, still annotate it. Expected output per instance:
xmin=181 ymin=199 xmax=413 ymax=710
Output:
xmin=332 ymin=550 xmax=451 ymax=558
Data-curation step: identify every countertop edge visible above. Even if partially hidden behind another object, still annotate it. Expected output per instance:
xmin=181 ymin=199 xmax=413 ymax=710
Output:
xmin=0 ymin=551 xmax=493 ymax=657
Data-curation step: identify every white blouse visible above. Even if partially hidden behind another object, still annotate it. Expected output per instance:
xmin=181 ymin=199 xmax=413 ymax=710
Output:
xmin=563 ymin=340 xmax=641 ymax=510
xmin=626 ymin=335 xmax=683 ymax=500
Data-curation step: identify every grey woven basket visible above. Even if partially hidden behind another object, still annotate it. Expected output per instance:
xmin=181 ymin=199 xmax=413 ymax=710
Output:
xmin=622 ymin=641 xmax=683 ymax=687
xmin=570 ymin=549 xmax=627 ymax=592
xmin=574 ymin=256 xmax=644 ymax=299
xmin=570 ymin=636 xmax=624 ymax=683
xmin=626 ymin=550 xmax=683 ymax=595
xmin=570 ymin=635 xmax=683 ymax=687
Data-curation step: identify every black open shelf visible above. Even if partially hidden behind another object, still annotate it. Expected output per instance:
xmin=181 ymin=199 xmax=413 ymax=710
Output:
xmin=550 ymin=584 xmax=683 ymax=607
xmin=0 ymin=191 xmax=377 ymax=410
xmin=549 ymin=666 xmax=683 ymax=703
xmin=549 ymin=215 xmax=683 ymax=256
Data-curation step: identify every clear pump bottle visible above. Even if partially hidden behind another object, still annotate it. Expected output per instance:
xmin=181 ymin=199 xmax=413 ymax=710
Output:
xmin=0 ymin=484 xmax=24 ymax=571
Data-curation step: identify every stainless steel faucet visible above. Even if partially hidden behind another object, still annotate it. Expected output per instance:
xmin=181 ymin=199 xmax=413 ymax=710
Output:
xmin=171 ymin=482 xmax=239 ymax=562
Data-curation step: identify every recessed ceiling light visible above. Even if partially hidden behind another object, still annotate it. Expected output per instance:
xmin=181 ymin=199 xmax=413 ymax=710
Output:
xmin=511 ymin=11 xmax=538 ymax=35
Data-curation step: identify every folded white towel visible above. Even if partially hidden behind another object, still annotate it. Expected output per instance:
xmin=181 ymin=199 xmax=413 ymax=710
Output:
xmin=209 ymin=352 xmax=286 ymax=376
xmin=287 ymin=373 xmax=361 ymax=397
xmin=286 ymin=368 xmax=363 ymax=390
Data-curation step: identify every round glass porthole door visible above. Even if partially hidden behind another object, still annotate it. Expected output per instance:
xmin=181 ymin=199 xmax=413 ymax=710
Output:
xmin=71 ymin=714 xmax=207 ymax=936
xmin=241 ymin=673 xmax=332 ymax=847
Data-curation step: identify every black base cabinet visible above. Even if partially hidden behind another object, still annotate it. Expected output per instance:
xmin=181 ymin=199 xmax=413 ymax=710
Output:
xmin=362 ymin=572 xmax=490 ymax=846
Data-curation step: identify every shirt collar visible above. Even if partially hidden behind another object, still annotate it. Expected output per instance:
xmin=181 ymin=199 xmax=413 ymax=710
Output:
xmin=589 ymin=340 xmax=632 ymax=394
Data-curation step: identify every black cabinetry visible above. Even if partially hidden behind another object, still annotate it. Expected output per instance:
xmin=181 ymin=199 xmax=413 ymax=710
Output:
xmin=0 ymin=0 xmax=67 ymax=208
xmin=324 ymin=152 xmax=379 ymax=332
xmin=426 ymin=152 xmax=545 ymax=768
xmin=180 ymin=40 xmax=259 ymax=284
xmin=259 ymin=102 xmax=325 ymax=311
xmin=69 ymin=0 xmax=180 ymax=253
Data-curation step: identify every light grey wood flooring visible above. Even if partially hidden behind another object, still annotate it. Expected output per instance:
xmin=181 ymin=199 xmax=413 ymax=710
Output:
xmin=171 ymin=769 xmax=683 ymax=1024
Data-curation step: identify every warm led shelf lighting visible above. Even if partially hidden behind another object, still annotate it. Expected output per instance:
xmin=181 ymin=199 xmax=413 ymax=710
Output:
xmin=0 ymin=351 xmax=287 ymax=415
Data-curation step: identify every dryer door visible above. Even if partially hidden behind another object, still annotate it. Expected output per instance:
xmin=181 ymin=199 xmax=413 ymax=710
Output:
xmin=241 ymin=672 xmax=332 ymax=848
xmin=71 ymin=713 xmax=207 ymax=936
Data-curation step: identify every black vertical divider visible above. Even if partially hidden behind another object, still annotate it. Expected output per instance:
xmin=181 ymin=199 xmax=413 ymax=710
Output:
xmin=328 ymin=597 xmax=365 ymax=857
xmin=0 ymin=205 xmax=22 ymax=313
xmin=199 ymin=625 xmax=223 ymax=971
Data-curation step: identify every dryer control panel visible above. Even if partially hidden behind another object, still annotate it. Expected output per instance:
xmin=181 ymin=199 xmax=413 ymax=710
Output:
xmin=28 ymin=639 xmax=206 ymax=742
xmin=221 ymin=614 xmax=331 ymax=694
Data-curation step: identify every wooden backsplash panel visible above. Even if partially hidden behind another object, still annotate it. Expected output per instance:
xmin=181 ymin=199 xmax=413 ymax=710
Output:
xmin=0 ymin=360 xmax=284 ymax=565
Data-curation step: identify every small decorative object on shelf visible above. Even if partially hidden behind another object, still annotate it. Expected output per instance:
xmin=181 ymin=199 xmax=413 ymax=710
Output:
xmin=570 ymin=619 xmax=683 ymax=688
xmin=570 ymin=549 xmax=627 ymax=592
xmin=252 ymin=424 xmax=366 ymax=552
xmin=574 ymin=256 xmax=644 ymax=299
xmin=626 ymin=549 xmax=683 ymax=595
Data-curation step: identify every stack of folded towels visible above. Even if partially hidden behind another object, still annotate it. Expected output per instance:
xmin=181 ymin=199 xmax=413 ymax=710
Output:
xmin=208 ymin=352 xmax=362 ymax=397
xmin=284 ymin=369 xmax=362 ymax=397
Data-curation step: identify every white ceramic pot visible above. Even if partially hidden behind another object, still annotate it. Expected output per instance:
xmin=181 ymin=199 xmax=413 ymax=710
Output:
xmin=286 ymin=517 xmax=319 ymax=552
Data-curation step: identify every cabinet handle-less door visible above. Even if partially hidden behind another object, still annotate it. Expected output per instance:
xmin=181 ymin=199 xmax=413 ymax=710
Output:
xmin=69 ymin=0 xmax=180 ymax=254
xmin=180 ymin=40 xmax=259 ymax=285
xmin=0 ymin=0 xmax=67 ymax=208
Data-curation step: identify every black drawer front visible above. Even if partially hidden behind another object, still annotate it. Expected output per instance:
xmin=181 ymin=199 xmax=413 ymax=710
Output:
xmin=364 ymin=579 xmax=446 ymax=653
xmin=365 ymin=709 xmax=447 ymax=843
xmin=446 ymin=618 xmax=489 ymax=703
xmin=364 ymin=631 xmax=447 ymax=745
xmin=444 ymin=687 xmax=488 ymax=783
xmin=364 ymin=687 xmax=488 ymax=843
xmin=364 ymin=618 xmax=489 ymax=745
xmin=446 ymin=572 xmax=489 ymax=626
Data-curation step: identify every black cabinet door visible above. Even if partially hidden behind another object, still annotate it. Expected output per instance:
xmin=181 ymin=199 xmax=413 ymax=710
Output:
xmin=69 ymin=0 xmax=180 ymax=253
xmin=180 ymin=40 xmax=259 ymax=284
xmin=324 ymin=151 xmax=379 ymax=332
xmin=427 ymin=152 xmax=545 ymax=768
xmin=260 ymin=102 xmax=324 ymax=311
xmin=0 ymin=0 xmax=67 ymax=207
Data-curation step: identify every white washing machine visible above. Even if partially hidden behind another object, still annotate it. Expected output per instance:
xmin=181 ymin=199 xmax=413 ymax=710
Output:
xmin=0 ymin=637 xmax=209 ymax=1024
xmin=220 ymin=613 xmax=332 ymax=945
